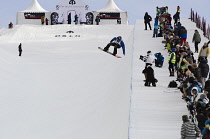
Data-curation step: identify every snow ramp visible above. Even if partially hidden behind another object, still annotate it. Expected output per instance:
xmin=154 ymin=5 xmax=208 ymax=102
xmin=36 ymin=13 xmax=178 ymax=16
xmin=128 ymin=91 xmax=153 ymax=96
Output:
xmin=0 ymin=24 xmax=134 ymax=139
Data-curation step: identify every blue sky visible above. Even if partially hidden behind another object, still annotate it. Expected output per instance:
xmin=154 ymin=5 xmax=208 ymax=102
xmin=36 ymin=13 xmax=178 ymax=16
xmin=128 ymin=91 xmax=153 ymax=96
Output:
xmin=0 ymin=0 xmax=210 ymax=29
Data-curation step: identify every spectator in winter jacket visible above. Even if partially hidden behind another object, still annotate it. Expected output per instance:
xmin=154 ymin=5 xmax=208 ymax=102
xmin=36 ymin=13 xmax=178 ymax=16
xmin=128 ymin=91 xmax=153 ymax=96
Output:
xmin=196 ymin=109 xmax=207 ymax=131
xmin=95 ymin=15 xmax=100 ymax=25
xmin=176 ymin=22 xmax=182 ymax=37
xmin=180 ymin=26 xmax=187 ymax=45
xmin=74 ymin=14 xmax=78 ymax=25
xmin=168 ymin=48 xmax=176 ymax=76
xmin=153 ymin=17 xmax=159 ymax=38
xmin=205 ymin=80 xmax=210 ymax=91
xmin=45 ymin=18 xmax=49 ymax=25
xmin=204 ymin=85 xmax=210 ymax=104
xmin=173 ymin=12 xmax=180 ymax=25
xmin=191 ymin=63 xmax=202 ymax=84
xmin=154 ymin=52 xmax=164 ymax=67
xmin=205 ymin=88 xmax=210 ymax=103
xmin=103 ymin=36 xmax=125 ymax=56
xmin=189 ymin=87 xmax=203 ymax=106
xmin=198 ymin=58 xmax=209 ymax=88
xmin=192 ymin=30 xmax=201 ymax=53
xmin=182 ymin=41 xmax=190 ymax=50
xmin=156 ymin=7 xmax=160 ymax=16
xmin=140 ymin=51 xmax=155 ymax=66
xmin=41 ymin=16 xmax=44 ymax=25
xmin=140 ymin=51 xmax=155 ymax=80
xmin=198 ymin=43 xmax=210 ymax=62
xmin=202 ymin=112 xmax=210 ymax=138
xmin=185 ymin=48 xmax=194 ymax=64
xmin=144 ymin=64 xmax=157 ymax=87
xmin=8 ymin=22 xmax=13 ymax=28
xmin=144 ymin=12 xmax=152 ymax=30
xmin=181 ymin=115 xmax=200 ymax=139
xmin=188 ymin=77 xmax=202 ymax=93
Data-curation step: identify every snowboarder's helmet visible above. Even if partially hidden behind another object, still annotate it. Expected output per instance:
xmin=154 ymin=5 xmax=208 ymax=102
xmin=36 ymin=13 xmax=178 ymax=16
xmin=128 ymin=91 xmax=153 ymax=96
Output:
xmin=117 ymin=36 xmax=122 ymax=41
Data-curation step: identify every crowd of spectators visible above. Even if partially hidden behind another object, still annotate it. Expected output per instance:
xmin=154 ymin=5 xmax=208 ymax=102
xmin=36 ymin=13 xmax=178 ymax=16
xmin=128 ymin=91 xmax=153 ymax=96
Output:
xmin=151 ymin=6 xmax=210 ymax=138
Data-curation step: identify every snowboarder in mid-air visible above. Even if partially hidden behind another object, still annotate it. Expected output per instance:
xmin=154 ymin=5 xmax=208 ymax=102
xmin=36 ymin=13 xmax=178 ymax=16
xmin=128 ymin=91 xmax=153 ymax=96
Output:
xmin=103 ymin=36 xmax=125 ymax=56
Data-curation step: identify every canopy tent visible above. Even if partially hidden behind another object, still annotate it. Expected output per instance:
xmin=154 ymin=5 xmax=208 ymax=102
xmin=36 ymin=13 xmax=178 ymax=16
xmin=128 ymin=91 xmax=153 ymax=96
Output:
xmin=16 ymin=0 xmax=51 ymax=25
xmin=93 ymin=0 xmax=128 ymax=25
xmin=51 ymin=0 xmax=93 ymax=25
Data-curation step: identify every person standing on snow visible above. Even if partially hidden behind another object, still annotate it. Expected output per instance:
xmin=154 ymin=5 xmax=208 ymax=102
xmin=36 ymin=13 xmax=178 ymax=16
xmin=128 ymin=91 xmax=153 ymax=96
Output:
xmin=144 ymin=63 xmax=157 ymax=87
xmin=176 ymin=6 xmax=181 ymax=20
xmin=74 ymin=14 xmax=78 ymax=25
xmin=198 ymin=43 xmax=210 ymax=62
xmin=180 ymin=26 xmax=187 ymax=45
xmin=153 ymin=16 xmax=159 ymax=38
xmin=41 ymin=16 xmax=45 ymax=25
xmin=45 ymin=18 xmax=49 ymax=25
xmin=181 ymin=115 xmax=200 ymax=139
xmin=103 ymin=36 xmax=125 ymax=56
xmin=192 ymin=30 xmax=201 ymax=53
xmin=18 ymin=43 xmax=22 ymax=56
xmin=144 ymin=12 xmax=152 ymax=30
xmin=95 ymin=15 xmax=100 ymax=25
xmin=168 ymin=48 xmax=176 ymax=76
xmin=202 ymin=112 xmax=210 ymax=138
xmin=198 ymin=58 xmax=209 ymax=88
xmin=140 ymin=51 xmax=155 ymax=80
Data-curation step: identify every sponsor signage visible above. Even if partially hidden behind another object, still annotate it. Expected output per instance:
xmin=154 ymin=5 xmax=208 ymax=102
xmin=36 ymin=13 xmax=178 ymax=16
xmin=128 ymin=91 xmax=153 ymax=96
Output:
xmin=99 ymin=13 xmax=120 ymax=19
xmin=24 ymin=13 xmax=45 ymax=19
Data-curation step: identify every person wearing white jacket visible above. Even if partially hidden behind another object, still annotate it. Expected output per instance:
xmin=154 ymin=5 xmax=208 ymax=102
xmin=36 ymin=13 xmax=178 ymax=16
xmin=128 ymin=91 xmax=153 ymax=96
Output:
xmin=140 ymin=51 xmax=155 ymax=66
xmin=140 ymin=51 xmax=155 ymax=81
xmin=190 ymin=87 xmax=205 ymax=104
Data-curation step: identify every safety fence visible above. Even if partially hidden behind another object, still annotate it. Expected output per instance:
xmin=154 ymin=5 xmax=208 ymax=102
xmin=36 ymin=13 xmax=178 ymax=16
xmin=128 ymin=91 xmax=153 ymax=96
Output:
xmin=190 ymin=8 xmax=210 ymax=40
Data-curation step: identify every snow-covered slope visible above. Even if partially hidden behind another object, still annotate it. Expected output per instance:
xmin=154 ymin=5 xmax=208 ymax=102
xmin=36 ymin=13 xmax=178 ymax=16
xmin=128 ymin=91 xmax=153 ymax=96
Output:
xmin=0 ymin=19 xmax=209 ymax=139
xmin=0 ymin=24 xmax=133 ymax=139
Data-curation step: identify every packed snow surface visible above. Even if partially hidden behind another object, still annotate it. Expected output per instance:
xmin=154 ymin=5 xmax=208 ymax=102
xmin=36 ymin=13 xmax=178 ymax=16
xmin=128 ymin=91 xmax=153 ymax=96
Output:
xmin=0 ymin=19 xmax=209 ymax=139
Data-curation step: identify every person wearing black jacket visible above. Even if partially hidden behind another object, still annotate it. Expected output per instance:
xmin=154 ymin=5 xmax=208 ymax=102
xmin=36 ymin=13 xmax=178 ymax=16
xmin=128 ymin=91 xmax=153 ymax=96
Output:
xmin=95 ymin=15 xmax=100 ymax=25
xmin=18 ymin=43 xmax=22 ymax=56
xmin=198 ymin=58 xmax=209 ymax=88
xmin=144 ymin=12 xmax=152 ymax=30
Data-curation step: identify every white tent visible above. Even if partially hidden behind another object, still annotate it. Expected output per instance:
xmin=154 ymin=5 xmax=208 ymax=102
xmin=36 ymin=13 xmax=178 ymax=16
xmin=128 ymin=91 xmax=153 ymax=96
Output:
xmin=93 ymin=0 xmax=128 ymax=25
xmin=16 ymin=0 xmax=51 ymax=25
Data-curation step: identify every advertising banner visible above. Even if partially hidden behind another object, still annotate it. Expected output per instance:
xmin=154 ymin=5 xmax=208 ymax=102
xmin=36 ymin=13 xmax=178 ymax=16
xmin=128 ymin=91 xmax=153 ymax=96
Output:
xmin=99 ymin=13 xmax=120 ymax=19
xmin=51 ymin=0 xmax=93 ymax=25
xmin=24 ymin=13 xmax=45 ymax=19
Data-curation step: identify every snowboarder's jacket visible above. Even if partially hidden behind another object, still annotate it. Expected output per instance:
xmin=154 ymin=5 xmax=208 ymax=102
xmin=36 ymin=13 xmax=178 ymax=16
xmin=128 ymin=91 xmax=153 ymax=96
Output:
xmin=168 ymin=52 xmax=176 ymax=64
xmin=110 ymin=36 xmax=125 ymax=55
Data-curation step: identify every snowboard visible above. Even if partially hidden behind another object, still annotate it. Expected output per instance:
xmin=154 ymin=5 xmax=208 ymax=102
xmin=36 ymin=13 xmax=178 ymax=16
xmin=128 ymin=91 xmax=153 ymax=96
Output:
xmin=98 ymin=47 xmax=121 ymax=58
